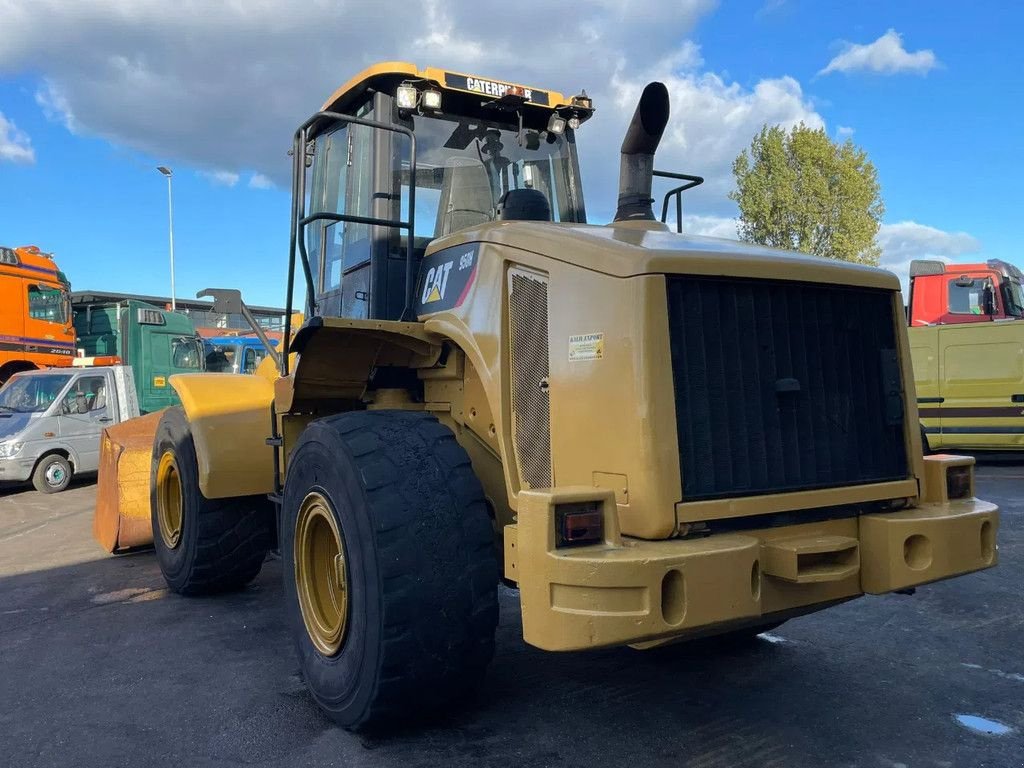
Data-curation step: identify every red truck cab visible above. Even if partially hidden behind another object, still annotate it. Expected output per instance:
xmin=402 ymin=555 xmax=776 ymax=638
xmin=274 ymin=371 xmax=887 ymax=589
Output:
xmin=909 ymin=259 xmax=1024 ymax=326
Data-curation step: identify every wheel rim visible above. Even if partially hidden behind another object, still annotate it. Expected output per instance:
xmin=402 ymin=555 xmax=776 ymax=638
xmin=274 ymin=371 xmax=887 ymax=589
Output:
xmin=45 ymin=462 xmax=66 ymax=487
xmin=294 ymin=491 xmax=349 ymax=657
xmin=155 ymin=451 xmax=183 ymax=549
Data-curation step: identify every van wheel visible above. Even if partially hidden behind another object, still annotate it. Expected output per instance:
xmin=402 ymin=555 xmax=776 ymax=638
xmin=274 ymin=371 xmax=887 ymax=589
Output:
xmin=32 ymin=454 xmax=72 ymax=494
xmin=151 ymin=406 xmax=273 ymax=595
xmin=282 ymin=410 xmax=498 ymax=730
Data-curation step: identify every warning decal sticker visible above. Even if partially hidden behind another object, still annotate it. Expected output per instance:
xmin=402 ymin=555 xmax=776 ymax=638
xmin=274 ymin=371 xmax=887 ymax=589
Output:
xmin=568 ymin=333 xmax=604 ymax=361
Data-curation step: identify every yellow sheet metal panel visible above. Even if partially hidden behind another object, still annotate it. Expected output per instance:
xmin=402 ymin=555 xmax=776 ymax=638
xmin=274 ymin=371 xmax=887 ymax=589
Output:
xmin=93 ymin=411 xmax=163 ymax=552
xmin=860 ymin=500 xmax=998 ymax=593
xmin=169 ymin=374 xmax=275 ymax=499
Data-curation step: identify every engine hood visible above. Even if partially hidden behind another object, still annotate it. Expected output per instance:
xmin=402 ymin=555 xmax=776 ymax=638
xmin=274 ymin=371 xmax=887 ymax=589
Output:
xmin=0 ymin=411 xmax=34 ymax=441
xmin=434 ymin=221 xmax=901 ymax=292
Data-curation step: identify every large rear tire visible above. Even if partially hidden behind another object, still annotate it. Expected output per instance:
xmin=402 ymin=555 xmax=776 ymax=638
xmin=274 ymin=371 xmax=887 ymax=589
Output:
xmin=151 ymin=406 xmax=273 ymax=595
xmin=281 ymin=410 xmax=498 ymax=730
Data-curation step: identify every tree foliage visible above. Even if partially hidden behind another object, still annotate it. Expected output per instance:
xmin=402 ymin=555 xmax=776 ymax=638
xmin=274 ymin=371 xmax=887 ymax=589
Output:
xmin=729 ymin=124 xmax=885 ymax=265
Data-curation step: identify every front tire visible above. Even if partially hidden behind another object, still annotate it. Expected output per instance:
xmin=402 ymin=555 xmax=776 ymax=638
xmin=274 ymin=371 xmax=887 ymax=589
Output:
xmin=282 ymin=410 xmax=498 ymax=730
xmin=151 ymin=406 xmax=273 ymax=595
xmin=32 ymin=454 xmax=72 ymax=494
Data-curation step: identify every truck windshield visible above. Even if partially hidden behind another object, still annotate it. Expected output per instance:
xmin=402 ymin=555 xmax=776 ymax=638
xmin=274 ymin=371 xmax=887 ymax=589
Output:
xmin=0 ymin=374 xmax=72 ymax=413
xmin=27 ymin=284 xmax=69 ymax=324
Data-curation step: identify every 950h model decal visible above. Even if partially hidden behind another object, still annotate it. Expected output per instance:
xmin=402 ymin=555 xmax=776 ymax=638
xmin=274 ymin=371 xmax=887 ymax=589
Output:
xmin=415 ymin=244 xmax=478 ymax=316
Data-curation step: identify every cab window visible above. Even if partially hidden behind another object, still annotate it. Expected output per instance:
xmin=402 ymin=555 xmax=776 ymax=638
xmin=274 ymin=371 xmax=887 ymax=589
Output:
xmin=60 ymin=375 xmax=108 ymax=416
xmin=171 ymin=337 xmax=202 ymax=369
xmin=27 ymin=284 xmax=69 ymax=324
xmin=948 ymin=277 xmax=997 ymax=315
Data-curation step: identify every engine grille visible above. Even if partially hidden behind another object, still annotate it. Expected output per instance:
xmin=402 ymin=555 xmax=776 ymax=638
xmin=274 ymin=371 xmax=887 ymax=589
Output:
xmin=509 ymin=270 xmax=552 ymax=489
xmin=666 ymin=275 xmax=908 ymax=501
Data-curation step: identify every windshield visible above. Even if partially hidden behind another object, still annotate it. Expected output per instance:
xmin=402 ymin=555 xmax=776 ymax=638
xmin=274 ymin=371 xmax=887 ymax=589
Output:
xmin=27 ymin=284 xmax=70 ymax=324
xmin=0 ymin=374 xmax=72 ymax=413
xmin=399 ymin=113 xmax=583 ymax=239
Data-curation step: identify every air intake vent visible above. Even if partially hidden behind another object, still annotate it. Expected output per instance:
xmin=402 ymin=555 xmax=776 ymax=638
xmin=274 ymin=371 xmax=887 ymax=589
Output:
xmin=508 ymin=269 xmax=551 ymax=489
xmin=667 ymin=275 xmax=908 ymax=501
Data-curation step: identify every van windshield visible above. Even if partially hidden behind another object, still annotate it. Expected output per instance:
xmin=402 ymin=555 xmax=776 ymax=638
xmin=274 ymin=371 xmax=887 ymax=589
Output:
xmin=0 ymin=374 xmax=72 ymax=413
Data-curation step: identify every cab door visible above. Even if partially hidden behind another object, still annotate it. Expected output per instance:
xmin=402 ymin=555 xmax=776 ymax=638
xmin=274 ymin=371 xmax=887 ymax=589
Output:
xmin=55 ymin=372 xmax=113 ymax=473
xmin=937 ymin=273 xmax=1024 ymax=448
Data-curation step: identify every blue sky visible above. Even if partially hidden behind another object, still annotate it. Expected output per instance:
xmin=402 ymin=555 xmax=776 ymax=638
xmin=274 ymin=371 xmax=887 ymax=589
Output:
xmin=0 ymin=0 xmax=1019 ymax=307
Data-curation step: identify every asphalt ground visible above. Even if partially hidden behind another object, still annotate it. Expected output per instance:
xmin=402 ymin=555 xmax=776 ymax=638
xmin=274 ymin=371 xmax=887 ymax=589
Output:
xmin=1 ymin=466 xmax=1021 ymax=768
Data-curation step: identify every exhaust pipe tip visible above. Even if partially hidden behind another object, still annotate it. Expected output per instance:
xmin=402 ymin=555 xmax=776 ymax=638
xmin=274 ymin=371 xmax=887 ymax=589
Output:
xmin=614 ymin=82 xmax=670 ymax=223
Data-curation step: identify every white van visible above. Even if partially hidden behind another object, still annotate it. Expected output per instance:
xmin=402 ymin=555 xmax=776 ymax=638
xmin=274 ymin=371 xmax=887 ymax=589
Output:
xmin=0 ymin=366 xmax=140 ymax=492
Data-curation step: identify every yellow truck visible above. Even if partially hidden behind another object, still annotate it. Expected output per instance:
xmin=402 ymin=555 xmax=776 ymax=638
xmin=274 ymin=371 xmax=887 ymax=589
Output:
xmin=100 ymin=63 xmax=998 ymax=729
xmin=909 ymin=258 xmax=1024 ymax=450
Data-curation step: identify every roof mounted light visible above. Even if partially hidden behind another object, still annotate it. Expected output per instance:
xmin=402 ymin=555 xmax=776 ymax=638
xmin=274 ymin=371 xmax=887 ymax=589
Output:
xmin=422 ymin=89 xmax=442 ymax=111
xmin=395 ymin=85 xmax=418 ymax=110
xmin=571 ymin=91 xmax=593 ymax=110
xmin=546 ymin=114 xmax=567 ymax=135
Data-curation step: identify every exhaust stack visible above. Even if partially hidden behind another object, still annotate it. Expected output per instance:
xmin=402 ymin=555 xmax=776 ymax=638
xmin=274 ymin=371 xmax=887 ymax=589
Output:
xmin=613 ymin=82 xmax=670 ymax=223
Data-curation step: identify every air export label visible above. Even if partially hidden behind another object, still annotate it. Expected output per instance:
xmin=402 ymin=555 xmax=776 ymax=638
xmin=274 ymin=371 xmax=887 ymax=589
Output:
xmin=568 ymin=333 xmax=604 ymax=361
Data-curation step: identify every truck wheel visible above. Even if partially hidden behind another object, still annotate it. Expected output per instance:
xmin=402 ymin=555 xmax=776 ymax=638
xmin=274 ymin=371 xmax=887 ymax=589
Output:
xmin=32 ymin=454 xmax=72 ymax=494
xmin=151 ymin=406 xmax=273 ymax=595
xmin=281 ymin=410 xmax=498 ymax=730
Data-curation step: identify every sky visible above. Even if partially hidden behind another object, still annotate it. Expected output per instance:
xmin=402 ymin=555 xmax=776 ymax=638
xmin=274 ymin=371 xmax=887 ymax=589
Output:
xmin=0 ymin=0 xmax=1020 ymax=308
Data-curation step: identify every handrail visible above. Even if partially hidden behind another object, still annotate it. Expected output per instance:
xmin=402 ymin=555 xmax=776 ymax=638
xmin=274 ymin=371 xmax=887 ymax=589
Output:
xmin=282 ymin=111 xmax=417 ymax=376
xmin=654 ymin=170 xmax=704 ymax=233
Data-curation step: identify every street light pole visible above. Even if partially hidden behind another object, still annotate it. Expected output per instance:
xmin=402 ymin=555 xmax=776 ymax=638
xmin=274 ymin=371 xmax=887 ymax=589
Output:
xmin=156 ymin=166 xmax=176 ymax=310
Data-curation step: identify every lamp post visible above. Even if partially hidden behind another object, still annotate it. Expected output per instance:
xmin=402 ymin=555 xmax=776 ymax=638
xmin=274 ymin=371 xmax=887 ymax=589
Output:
xmin=156 ymin=166 xmax=176 ymax=310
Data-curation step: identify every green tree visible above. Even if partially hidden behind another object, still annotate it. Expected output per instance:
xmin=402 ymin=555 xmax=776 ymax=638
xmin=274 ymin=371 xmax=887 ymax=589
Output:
xmin=729 ymin=123 xmax=885 ymax=265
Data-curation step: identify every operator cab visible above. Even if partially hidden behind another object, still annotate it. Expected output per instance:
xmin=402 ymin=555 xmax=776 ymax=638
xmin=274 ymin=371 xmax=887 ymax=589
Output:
xmin=298 ymin=64 xmax=594 ymax=323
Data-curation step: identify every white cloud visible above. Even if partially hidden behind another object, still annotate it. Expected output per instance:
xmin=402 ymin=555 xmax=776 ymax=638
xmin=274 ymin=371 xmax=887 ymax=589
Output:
xmin=0 ymin=111 xmax=35 ymax=163
xmin=0 ymin=0 xmax=825 ymax=221
xmin=200 ymin=170 xmax=240 ymax=187
xmin=248 ymin=173 xmax=273 ymax=190
xmin=837 ymin=125 xmax=854 ymax=137
xmin=682 ymin=213 xmax=739 ymax=239
xmin=878 ymin=220 xmax=981 ymax=292
xmin=820 ymin=29 xmax=939 ymax=76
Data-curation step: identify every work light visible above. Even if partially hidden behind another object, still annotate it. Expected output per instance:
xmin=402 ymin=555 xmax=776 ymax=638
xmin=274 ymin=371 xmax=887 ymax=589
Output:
xmin=422 ymin=89 xmax=442 ymax=110
xmin=546 ymin=114 xmax=566 ymax=135
xmin=395 ymin=85 xmax=418 ymax=110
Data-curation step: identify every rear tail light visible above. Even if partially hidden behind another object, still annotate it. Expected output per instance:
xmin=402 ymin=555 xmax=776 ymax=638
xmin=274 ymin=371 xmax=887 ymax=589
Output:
xmin=946 ymin=465 xmax=972 ymax=500
xmin=555 ymin=502 xmax=604 ymax=548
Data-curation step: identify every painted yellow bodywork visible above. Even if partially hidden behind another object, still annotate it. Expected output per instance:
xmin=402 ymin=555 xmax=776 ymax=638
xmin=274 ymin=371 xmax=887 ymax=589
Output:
xmin=910 ymin=322 xmax=1024 ymax=449
xmin=169 ymin=374 xmax=275 ymax=499
xmin=320 ymin=61 xmax=570 ymax=115
xmin=263 ymin=219 xmax=998 ymax=650
xmin=504 ymin=458 xmax=996 ymax=651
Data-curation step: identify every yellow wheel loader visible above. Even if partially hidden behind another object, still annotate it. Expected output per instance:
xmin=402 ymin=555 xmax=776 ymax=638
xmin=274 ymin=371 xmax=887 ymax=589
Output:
xmin=105 ymin=62 xmax=999 ymax=729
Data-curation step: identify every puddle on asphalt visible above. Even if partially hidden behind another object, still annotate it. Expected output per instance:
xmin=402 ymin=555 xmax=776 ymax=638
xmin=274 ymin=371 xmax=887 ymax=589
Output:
xmin=954 ymin=714 xmax=1013 ymax=736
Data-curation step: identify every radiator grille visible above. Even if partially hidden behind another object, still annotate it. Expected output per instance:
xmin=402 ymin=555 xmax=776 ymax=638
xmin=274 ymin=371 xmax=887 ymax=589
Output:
xmin=667 ymin=276 xmax=908 ymax=501
xmin=509 ymin=270 xmax=552 ymax=489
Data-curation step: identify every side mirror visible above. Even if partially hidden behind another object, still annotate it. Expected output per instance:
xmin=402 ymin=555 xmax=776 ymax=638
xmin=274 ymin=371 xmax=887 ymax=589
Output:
xmin=197 ymin=288 xmax=243 ymax=315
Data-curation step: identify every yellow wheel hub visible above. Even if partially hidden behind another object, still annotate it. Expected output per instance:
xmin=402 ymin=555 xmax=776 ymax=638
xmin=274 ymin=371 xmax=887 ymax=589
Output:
xmin=294 ymin=491 xmax=349 ymax=657
xmin=155 ymin=451 xmax=183 ymax=550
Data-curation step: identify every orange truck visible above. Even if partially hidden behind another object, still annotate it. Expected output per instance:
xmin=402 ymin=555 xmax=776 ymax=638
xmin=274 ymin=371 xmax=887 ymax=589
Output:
xmin=0 ymin=245 xmax=76 ymax=384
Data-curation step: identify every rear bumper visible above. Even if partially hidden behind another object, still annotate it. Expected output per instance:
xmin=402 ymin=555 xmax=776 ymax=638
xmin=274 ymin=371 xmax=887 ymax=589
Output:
xmin=507 ymin=487 xmax=998 ymax=652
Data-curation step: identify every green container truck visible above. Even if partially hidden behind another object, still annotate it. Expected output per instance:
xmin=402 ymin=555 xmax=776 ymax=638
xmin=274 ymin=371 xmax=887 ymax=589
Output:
xmin=71 ymin=295 xmax=204 ymax=413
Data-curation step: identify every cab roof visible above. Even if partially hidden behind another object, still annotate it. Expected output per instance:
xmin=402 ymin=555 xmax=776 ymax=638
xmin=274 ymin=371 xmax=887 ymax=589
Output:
xmin=320 ymin=61 xmax=571 ymax=115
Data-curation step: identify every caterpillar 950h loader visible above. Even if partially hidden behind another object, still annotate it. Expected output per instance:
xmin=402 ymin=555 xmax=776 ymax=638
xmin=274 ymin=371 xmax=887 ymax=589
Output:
xmin=131 ymin=63 xmax=998 ymax=728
